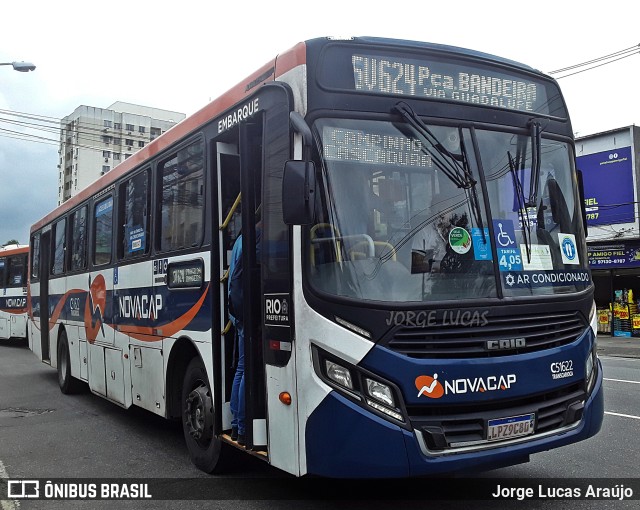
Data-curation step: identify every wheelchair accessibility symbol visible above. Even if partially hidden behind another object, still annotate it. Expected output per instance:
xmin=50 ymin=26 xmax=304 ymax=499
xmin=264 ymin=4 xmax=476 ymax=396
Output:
xmin=496 ymin=222 xmax=514 ymax=247
xmin=493 ymin=219 xmax=517 ymax=248
xmin=493 ymin=219 xmax=523 ymax=271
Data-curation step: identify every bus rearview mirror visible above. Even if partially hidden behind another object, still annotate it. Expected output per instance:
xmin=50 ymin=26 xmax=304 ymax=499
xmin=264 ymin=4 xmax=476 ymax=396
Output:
xmin=282 ymin=160 xmax=316 ymax=225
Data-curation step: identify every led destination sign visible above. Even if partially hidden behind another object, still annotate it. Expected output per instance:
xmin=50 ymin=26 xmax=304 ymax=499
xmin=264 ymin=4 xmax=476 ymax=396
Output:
xmin=322 ymin=126 xmax=432 ymax=168
xmin=351 ymin=54 xmax=554 ymax=114
xmin=168 ymin=260 xmax=204 ymax=289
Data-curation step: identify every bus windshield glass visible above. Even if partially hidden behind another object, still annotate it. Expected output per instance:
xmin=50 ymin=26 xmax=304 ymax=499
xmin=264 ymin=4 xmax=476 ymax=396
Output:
xmin=307 ymin=118 xmax=589 ymax=303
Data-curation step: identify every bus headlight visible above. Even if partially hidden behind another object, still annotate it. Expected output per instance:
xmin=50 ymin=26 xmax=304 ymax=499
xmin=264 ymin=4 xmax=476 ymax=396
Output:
xmin=589 ymin=301 xmax=597 ymax=338
xmin=313 ymin=345 xmax=407 ymax=425
xmin=365 ymin=377 xmax=395 ymax=407
xmin=585 ymin=352 xmax=593 ymax=382
xmin=325 ymin=360 xmax=353 ymax=390
xmin=363 ymin=378 xmax=404 ymax=421
xmin=585 ymin=347 xmax=597 ymax=394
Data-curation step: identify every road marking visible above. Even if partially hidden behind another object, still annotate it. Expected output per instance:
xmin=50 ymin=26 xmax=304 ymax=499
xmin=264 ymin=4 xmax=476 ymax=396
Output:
xmin=599 ymin=355 xmax=640 ymax=362
xmin=0 ymin=459 xmax=19 ymax=509
xmin=604 ymin=378 xmax=640 ymax=385
xmin=605 ymin=411 xmax=640 ymax=421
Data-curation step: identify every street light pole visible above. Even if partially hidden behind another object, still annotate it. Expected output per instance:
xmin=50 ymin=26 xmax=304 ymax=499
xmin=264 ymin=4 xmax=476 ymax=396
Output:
xmin=0 ymin=61 xmax=36 ymax=72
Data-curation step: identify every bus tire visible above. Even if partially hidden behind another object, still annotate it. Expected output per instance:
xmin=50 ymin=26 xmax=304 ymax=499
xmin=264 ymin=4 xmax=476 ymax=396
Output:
xmin=181 ymin=356 xmax=226 ymax=473
xmin=57 ymin=330 xmax=82 ymax=394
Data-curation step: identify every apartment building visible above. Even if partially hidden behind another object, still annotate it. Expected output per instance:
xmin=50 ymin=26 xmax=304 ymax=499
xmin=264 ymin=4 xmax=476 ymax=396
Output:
xmin=57 ymin=101 xmax=185 ymax=205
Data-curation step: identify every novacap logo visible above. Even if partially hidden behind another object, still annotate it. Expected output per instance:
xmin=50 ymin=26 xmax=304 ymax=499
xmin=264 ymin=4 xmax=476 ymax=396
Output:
xmin=415 ymin=372 xmax=517 ymax=399
xmin=415 ymin=374 xmax=445 ymax=399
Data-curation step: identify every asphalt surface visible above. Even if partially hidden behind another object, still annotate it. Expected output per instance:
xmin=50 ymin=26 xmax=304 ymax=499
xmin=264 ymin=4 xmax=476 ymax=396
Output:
xmin=596 ymin=333 xmax=640 ymax=359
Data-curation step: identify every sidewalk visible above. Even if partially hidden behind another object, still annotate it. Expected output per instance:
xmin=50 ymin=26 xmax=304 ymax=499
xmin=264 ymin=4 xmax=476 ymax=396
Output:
xmin=596 ymin=334 xmax=640 ymax=359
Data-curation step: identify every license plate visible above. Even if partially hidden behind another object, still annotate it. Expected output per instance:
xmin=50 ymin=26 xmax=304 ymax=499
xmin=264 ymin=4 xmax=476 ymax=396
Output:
xmin=487 ymin=413 xmax=535 ymax=441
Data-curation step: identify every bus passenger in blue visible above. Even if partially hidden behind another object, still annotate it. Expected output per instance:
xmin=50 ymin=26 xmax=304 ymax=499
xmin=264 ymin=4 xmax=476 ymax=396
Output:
xmin=228 ymin=209 xmax=262 ymax=446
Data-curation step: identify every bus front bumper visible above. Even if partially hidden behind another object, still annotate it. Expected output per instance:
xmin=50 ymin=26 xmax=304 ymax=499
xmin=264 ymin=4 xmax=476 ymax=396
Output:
xmin=304 ymin=359 xmax=603 ymax=478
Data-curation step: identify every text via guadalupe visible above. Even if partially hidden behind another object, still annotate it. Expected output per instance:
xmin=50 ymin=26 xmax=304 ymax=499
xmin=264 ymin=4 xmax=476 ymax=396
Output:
xmin=217 ymin=98 xmax=260 ymax=134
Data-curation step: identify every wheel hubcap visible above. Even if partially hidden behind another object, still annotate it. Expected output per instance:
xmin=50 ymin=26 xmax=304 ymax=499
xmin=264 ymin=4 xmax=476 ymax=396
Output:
xmin=185 ymin=383 xmax=213 ymax=444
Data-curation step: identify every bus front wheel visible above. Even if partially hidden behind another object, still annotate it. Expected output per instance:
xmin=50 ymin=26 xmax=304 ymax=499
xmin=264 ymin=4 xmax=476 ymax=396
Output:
xmin=181 ymin=357 xmax=225 ymax=473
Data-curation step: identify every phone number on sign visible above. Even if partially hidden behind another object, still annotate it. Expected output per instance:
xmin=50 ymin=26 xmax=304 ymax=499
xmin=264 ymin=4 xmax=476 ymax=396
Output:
xmin=590 ymin=259 xmax=626 ymax=265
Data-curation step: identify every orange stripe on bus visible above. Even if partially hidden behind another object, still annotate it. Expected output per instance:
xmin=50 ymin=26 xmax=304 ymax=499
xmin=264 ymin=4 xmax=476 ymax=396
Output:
xmin=275 ymin=41 xmax=307 ymax=78
xmin=0 ymin=308 xmax=27 ymax=314
xmin=0 ymin=246 xmax=28 ymax=256
xmin=42 ymin=283 xmax=209 ymax=341
xmin=47 ymin=288 xmax=85 ymax=330
xmin=119 ymin=283 xmax=210 ymax=342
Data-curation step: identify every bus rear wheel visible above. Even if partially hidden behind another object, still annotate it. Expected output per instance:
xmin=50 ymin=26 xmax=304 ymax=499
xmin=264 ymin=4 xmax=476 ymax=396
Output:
xmin=181 ymin=357 xmax=226 ymax=473
xmin=57 ymin=330 xmax=82 ymax=394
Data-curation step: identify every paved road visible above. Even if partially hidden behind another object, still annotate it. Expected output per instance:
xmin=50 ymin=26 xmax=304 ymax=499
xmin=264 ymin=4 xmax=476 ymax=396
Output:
xmin=1 ymin=339 xmax=638 ymax=509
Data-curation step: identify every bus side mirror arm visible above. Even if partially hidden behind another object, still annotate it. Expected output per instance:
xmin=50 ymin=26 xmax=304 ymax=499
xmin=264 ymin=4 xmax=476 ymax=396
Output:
xmin=290 ymin=111 xmax=313 ymax=161
xmin=282 ymin=112 xmax=316 ymax=225
xmin=576 ymin=168 xmax=588 ymax=238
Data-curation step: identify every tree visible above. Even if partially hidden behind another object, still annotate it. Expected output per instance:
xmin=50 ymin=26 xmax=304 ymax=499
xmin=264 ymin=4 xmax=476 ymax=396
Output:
xmin=3 ymin=240 xmax=20 ymax=247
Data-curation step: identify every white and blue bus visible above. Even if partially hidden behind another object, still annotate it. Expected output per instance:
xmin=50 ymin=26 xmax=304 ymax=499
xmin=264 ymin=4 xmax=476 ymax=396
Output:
xmin=0 ymin=245 xmax=28 ymax=341
xmin=28 ymin=36 xmax=603 ymax=477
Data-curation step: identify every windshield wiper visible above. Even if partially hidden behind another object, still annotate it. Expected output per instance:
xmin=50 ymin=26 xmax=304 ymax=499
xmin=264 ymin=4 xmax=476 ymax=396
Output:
xmin=508 ymin=150 xmax=532 ymax=263
xmin=394 ymin=102 xmax=476 ymax=189
xmin=394 ymin=101 xmax=485 ymax=239
xmin=526 ymin=119 xmax=543 ymax=208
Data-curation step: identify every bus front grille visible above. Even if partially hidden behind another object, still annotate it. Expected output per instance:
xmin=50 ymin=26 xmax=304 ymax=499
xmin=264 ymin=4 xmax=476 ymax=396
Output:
xmin=385 ymin=311 xmax=587 ymax=358
xmin=408 ymin=382 xmax=586 ymax=452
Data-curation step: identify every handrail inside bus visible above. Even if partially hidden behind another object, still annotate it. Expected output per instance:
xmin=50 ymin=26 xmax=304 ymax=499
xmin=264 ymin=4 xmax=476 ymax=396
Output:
xmin=220 ymin=192 xmax=241 ymax=231
xmin=310 ymin=223 xmax=342 ymax=267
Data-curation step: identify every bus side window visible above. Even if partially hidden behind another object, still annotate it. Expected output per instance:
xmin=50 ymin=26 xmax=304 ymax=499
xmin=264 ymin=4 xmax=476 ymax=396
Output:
xmin=93 ymin=196 xmax=114 ymax=266
xmin=31 ymin=234 xmax=40 ymax=279
xmin=52 ymin=218 xmax=66 ymax=276
xmin=0 ymin=257 xmax=5 ymax=287
xmin=22 ymin=254 xmax=28 ymax=286
xmin=8 ymin=255 xmax=25 ymax=286
xmin=119 ymin=169 xmax=150 ymax=259
xmin=70 ymin=206 xmax=88 ymax=271
xmin=157 ymin=140 xmax=205 ymax=252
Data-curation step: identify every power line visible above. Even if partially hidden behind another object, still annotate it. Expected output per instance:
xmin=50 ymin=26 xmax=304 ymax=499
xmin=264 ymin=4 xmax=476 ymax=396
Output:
xmin=550 ymin=44 xmax=640 ymax=79
xmin=0 ymin=131 xmax=59 ymax=147
xmin=0 ymin=107 xmax=155 ymax=156
xmin=0 ymin=107 xmax=150 ymax=139
xmin=554 ymin=51 xmax=640 ymax=79
xmin=549 ymin=44 xmax=640 ymax=74
xmin=0 ymin=126 xmax=107 ymax=152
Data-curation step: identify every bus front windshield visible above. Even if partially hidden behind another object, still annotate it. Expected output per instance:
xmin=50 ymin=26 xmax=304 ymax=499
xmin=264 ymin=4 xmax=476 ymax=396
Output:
xmin=307 ymin=118 xmax=589 ymax=303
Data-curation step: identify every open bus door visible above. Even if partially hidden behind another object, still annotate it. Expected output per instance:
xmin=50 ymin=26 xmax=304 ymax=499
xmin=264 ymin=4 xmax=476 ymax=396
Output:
xmin=39 ymin=228 xmax=51 ymax=362
xmin=238 ymin=120 xmax=266 ymax=451
xmin=215 ymin=140 xmax=242 ymax=440
xmin=215 ymin=119 xmax=266 ymax=451
xmin=212 ymin=87 xmax=296 ymax=473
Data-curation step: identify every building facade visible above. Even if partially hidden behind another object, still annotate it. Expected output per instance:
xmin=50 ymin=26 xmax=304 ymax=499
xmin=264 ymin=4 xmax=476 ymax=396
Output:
xmin=577 ymin=125 xmax=640 ymax=336
xmin=57 ymin=102 xmax=185 ymax=205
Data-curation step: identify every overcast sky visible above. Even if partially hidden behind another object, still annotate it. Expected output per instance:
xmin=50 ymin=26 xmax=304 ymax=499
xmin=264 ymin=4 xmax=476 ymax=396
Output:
xmin=1 ymin=1 xmax=639 ymax=245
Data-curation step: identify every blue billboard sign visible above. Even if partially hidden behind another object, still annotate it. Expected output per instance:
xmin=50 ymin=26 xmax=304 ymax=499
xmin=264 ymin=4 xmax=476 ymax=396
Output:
xmin=588 ymin=243 xmax=640 ymax=269
xmin=577 ymin=146 xmax=635 ymax=226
